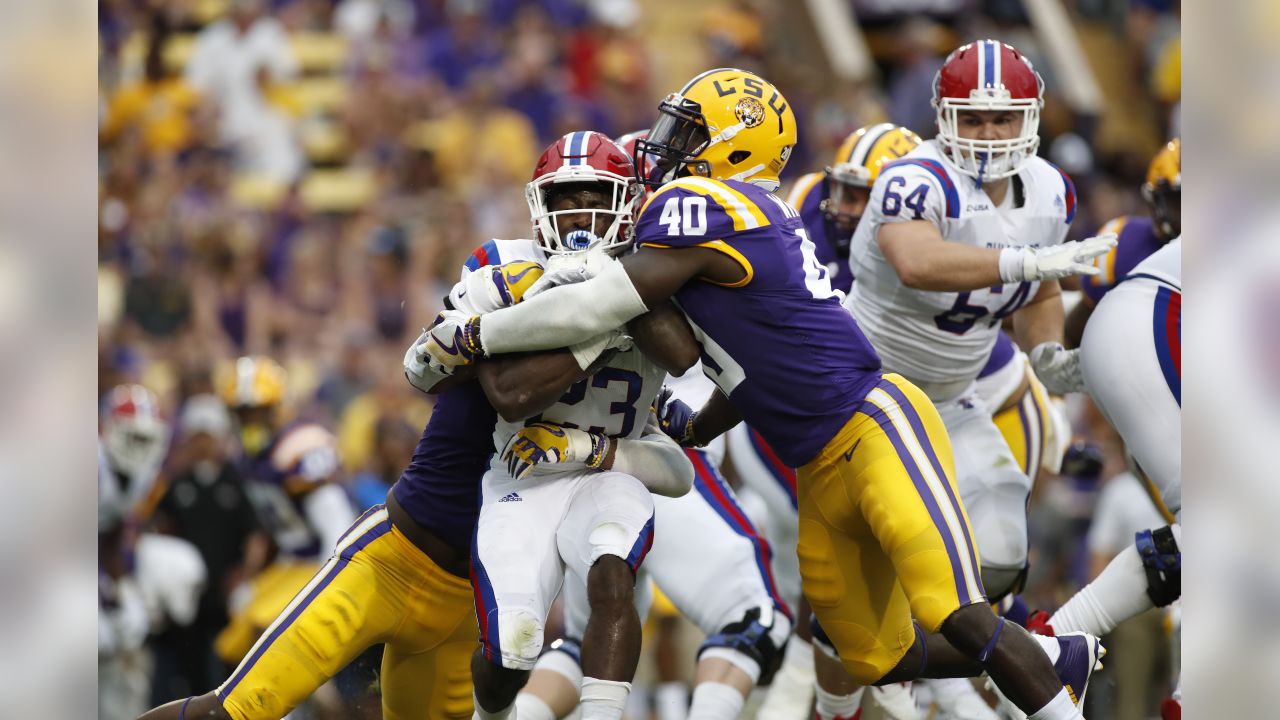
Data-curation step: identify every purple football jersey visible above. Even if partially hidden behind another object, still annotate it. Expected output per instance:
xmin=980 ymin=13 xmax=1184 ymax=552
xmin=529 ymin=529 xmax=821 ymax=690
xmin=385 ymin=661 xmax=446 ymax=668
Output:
xmin=792 ymin=175 xmax=853 ymax=294
xmin=635 ymin=177 xmax=882 ymax=467
xmin=1082 ymin=216 xmax=1167 ymax=304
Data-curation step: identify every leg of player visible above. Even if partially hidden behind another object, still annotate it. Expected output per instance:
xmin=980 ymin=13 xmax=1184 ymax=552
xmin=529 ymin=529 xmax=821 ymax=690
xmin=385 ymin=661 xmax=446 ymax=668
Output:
xmin=798 ymin=375 xmax=1096 ymax=720
xmin=811 ymin=623 xmax=867 ymax=720
xmin=472 ymin=652 xmax=532 ymax=720
xmin=138 ymin=694 xmax=230 ymax=720
xmin=514 ymin=641 xmax=585 ymax=720
xmin=1047 ymin=524 xmax=1181 ymax=637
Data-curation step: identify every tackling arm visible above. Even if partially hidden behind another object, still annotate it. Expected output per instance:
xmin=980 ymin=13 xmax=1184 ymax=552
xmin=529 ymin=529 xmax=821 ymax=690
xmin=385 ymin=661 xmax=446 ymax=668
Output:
xmin=629 ymin=300 xmax=701 ymax=376
xmin=478 ymin=247 xmax=715 ymax=355
xmin=690 ymin=388 xmax=743 ymax=446
xmin=608 ymin=417 xmax=695 ymax=498
xmin=477 ymin=350 xmax=596 ymax=422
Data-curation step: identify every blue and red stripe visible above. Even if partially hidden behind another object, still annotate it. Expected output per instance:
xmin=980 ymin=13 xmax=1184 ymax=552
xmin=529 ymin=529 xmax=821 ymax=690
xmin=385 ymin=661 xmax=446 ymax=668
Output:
xmin=747 ymin=429 xmax=797 ymax=509
xmin=1153 ymin=286 xmax=1181 ymax=405
xmin=874 ymin=381 xmax=984 ymax=604
xmin=470 ymin=527 xmax=502 ymax=663
xmin=464 ymin=240 xmax=501 ymax=272
xmin=1046 ymin=161 xmax=1077 ymax=224
xmin=982 ymin=40 xmax=997 ymax=88
xmin=688 ymin=449 xmax=793 ymax=619
xmin=218 ymin=512 xmax=392 ymax=698
xmin=884 ymin=159 xmax=961 ymax=218
xmin=624 ymin=513 xmax=656 ymax=573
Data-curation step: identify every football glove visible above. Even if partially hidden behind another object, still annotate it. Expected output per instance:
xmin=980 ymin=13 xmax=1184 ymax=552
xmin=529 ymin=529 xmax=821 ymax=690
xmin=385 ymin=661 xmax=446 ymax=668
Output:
xmin=653 ymin=386 xmax=699 ymax=446
xmin=1029 ymin=341 xmax=1084 ymax=395
xmin=501 ymin=422 xmax=610 ymax=480
xmin=524 ymin=246 xmax=615 ymax=299
xmin=998 ymin=233 xmax=1117 ymax=283
xmin=421 ymin=309 xmax=484 ymax=373
xmin=448 ymin=260 xmax=545 ymax=314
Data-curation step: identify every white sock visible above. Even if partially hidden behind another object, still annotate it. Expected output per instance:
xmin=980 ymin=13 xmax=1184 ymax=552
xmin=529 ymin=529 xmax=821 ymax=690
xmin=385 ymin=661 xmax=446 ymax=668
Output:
xmin=1027 ymin=688 xmax=1083 ymax=719
xmin=814 ymin=685 xmax=864 ymax=720
xmin=1050 ymin=542 xmax=1154 ymax=636
xmin=686 ymin=682 xmax=746 ymax=720
xmin=474 ymin=691 xmax=516 ymax=720
xmin=514 ymin=693 xmax=557 ymax=720
xmin=654 ymin=682 xmax=689 ymax=720
xmin=1029 ymin=633 xmax=1061 ymax=665
xmin=580 ymin=678 xmax=632 ymax=720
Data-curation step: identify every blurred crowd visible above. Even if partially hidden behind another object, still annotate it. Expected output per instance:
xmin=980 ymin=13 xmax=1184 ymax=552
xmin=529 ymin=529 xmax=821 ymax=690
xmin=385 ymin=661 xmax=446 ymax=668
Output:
xmin=97 ymin=0 xmax=1180 ymax=718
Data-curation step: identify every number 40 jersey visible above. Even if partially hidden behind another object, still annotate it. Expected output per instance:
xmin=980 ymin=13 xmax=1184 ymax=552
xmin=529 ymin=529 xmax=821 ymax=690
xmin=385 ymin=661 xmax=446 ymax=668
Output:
xmin=845 ymin=140 xmax=1075 ymax=396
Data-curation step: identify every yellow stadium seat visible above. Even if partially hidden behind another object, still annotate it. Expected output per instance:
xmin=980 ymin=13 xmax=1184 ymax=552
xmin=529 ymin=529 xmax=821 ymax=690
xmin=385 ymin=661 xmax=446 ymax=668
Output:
xmin=288 ymin=33 xmax=350 ymax=73
xmin=290 ymin=77 xmax=349 ymax=113
xmin=300 ymin=168 xmax=377 ymax=213
xmin=302 ymin=121 xmax=351 ymax=163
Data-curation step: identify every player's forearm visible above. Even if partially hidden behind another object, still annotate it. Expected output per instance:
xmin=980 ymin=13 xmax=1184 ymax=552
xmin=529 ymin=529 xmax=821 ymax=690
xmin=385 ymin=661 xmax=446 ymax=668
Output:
xmin=477 ymin=350 xmax=589 ymax=422
xmin=609 ymin=431 xmax=695 ymax=498
xmin=691 ymin=389 xmax=742 ymax=446
xmin=1013 ymin=280 xmax=1066 ymax=350
xmin=879 ymin=224 xmax=1004 ymax=291
xmin=479 ymin=261 xmax=648 ymax=355
xmin=629 ymin=301 xmax=700 ymax=376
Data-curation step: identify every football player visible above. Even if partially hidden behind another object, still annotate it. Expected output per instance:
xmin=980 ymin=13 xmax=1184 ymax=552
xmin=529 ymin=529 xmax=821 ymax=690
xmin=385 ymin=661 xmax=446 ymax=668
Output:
xmin=421 ymin=131 xmax=709 ymax=720
xmin=421 ymin=68 xmax=1103 ymax=720
xmin=1024 ymin=237 xmax=1182 ymax=720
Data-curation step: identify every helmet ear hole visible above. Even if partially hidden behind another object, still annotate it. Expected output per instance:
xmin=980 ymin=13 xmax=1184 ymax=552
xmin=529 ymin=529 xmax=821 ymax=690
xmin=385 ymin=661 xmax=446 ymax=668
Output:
xmin=728 ymin=150 xmax=751 ymax=164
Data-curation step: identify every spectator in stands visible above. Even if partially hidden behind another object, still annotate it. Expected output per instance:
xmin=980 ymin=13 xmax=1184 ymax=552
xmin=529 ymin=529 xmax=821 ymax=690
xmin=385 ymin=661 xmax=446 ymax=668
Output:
xmin=100 ymin=18 xmax=203 ymax=156
xmin=886 ymin=16 xmax=946 ymax=138
xmin=428 ymin=68 xmax=538 ymax=191
xmin=347 ymin=416 xmax=420 ymax=510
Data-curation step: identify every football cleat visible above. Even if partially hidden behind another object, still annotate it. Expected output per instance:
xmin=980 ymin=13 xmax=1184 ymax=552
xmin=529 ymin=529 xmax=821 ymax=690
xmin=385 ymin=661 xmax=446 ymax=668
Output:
xmin=986 ymin=632 xmax=1104 ymax=719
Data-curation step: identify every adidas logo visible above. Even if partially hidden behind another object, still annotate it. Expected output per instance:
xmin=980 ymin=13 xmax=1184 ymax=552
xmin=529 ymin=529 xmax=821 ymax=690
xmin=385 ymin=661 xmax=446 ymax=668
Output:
xmin=498 ymin=492 xmax=522 ymax=503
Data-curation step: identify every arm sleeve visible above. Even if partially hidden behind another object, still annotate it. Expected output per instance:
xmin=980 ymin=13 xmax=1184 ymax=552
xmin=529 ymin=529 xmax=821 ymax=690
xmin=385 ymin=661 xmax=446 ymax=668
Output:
xmin=302 ymin=482 xmax=358 ymax=555
xmin=610 ymin=417 xmax=695 ymax=498
xmin=480 ymin=259 xmax=648 ymax=355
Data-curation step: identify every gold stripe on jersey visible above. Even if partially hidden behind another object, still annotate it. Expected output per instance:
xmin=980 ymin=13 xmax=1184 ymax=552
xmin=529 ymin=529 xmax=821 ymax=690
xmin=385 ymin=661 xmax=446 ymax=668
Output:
xmin=1095 ymin=216 xmax=1129 ymax=286
xmin=641 ymin=176 xmax=770 ymax=232
xmin=786 ymin=172 xmax=823 ymax=210
xmin=640 ymin=239 xmax=755 ymax=288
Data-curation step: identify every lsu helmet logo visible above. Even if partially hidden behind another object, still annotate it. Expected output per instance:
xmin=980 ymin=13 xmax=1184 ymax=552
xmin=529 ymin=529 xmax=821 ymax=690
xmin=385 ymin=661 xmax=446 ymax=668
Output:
xmin=734 ymin=97 xmax=766 ymax=128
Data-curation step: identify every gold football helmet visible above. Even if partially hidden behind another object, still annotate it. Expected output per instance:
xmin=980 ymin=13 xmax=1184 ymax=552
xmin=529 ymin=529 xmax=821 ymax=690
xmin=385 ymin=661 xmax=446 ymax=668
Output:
xmin=822 ymin=123 xmax=922 ymax=228
xmin=636 ymin=68 xmax=797 ymax=191
xmin=1142 ymin=138 xmax=1180 ymax=240
xmin=217 ymin=356 xmax=287 ymax=409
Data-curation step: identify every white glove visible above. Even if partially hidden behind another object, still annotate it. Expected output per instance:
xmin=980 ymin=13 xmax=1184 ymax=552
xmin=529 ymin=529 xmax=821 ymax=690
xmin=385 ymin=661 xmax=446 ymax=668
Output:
xmin=404 ymin=327 xmax=441 ymax=391
xmin=570 ymin=330 xmax=634 ymax=370
xmin=998 ymin=233 xmax=1117 ymax=283
xmin=421 ymin=309 xmax=483 ymax=373
xmin=1029 ymin=341 xmax=1084 ymax=395
xmin=1041 ymin=395 xmax=1073 ymax=474
xmin=524 ymin=246 xmax=615 ymax=299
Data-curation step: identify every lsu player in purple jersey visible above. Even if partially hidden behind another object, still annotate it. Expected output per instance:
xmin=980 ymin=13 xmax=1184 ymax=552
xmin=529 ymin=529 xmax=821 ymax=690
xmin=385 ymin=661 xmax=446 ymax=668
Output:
xmin=421 ymin=68 xmax=1102 ymax=720
xmin=787 ymin=122 xmax=923 ymax=294
xmin=1061 ymin=138 xmax=1180 ymax=349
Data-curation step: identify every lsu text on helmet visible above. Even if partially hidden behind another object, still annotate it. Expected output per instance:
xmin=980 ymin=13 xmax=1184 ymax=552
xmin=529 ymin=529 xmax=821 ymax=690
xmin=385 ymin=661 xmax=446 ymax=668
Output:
xmin=1143 ymin=138 xmax=1181 ymax=241
xmin=933 ymin=40 xmax=1044 ymax=182
xmin=636 ymin=68 xmax=797 ymax=192
xmin=525 ymin=130 xmax=640 ymax=257
xmin=823 ymin=123 xmax=923 ymax=224
xmin=101 ymin=383 xmax=169 ymax=477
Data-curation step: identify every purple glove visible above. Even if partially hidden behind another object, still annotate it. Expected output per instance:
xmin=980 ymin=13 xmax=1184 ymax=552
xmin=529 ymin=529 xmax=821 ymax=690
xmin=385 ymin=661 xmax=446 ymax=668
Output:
xmin=653 ymin=386 xmax=698 ymax=446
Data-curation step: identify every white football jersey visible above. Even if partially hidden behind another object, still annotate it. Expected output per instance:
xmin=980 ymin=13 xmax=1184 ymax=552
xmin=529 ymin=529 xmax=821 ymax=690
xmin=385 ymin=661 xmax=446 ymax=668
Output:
xmin=845 ymin=140 xmax=1075 ymax=393
xmin=1128 ymin=235 xmax=1181 ymax=289
xmin=483 ymin=239 xmax=669 ymax=476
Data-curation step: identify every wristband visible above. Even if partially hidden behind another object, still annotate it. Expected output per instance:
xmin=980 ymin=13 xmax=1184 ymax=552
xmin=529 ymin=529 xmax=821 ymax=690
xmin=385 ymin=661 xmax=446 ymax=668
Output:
xmin=997 ymin=247 xmax=1029 ymax=283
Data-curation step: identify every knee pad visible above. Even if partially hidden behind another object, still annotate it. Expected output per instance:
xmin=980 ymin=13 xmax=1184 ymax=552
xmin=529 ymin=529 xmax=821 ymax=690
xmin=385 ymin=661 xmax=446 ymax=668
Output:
xmin=1136 ymin=525 xmax=1181 ymax=607
xmin=492 ymin=608 xmax=546 ymax=668
xmin=981 ymin=563 xmax=1028 ymax=604
xmin=698 ymin=606 xmax=791 ymax=684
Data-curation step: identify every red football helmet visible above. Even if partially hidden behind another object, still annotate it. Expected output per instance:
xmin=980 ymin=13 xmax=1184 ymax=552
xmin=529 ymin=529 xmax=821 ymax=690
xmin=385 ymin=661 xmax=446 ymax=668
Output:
xmin=932 ymin=39 xmax=1044 ymax=181
xmin=101 ymin=384 xmax=169 ymax=478
xmin=525 ymin=131 xmax=640 ymax=256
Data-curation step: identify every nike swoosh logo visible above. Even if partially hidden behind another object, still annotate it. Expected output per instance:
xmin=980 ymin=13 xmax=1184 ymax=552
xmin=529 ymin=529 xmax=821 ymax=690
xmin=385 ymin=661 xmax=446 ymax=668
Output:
xmin=434 ymin=332 xmax=462 ymax=356
xmin=843 ymin=438 xmax=862 ymax=463
xmin=506 ymin=265 xmax=538 ymax=284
